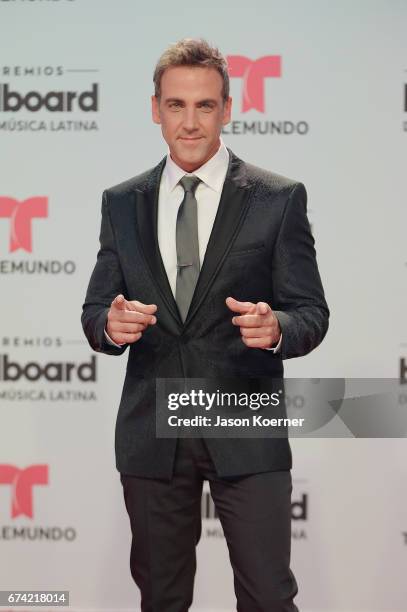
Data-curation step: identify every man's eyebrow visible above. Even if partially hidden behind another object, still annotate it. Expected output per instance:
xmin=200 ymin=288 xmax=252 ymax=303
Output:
xmin=163 ymin=97 xmax=218 ymax=105
xmin=197 ymin=98 xmax=218 ymax=105
xmin=164 ymin=97 xmax=183 ymax=104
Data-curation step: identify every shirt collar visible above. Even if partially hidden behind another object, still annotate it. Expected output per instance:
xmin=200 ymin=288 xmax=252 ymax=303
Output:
xmin=164 ymin=138 xmax=229 ymax=194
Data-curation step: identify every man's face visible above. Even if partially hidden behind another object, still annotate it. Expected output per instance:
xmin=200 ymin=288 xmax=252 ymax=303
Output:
xmin=152 ymin=65 xmax=232 ymax=172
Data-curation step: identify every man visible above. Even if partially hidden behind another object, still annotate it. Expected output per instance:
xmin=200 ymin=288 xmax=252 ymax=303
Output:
xmin=82 ymin=38 xmax=329 ymax=612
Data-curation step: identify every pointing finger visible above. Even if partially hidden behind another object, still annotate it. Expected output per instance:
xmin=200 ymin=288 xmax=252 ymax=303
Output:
xmin=232 ymin=314 xmax=264 ymax=328
xmin=128 ymin=301 xmax=158 ymax=315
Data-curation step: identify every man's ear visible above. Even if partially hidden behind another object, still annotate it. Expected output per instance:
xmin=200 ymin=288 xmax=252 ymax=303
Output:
xmin=151 ymin=95 xmax=161 ymax=125
xmin=222 ymin=96 xmax=232 ymax=126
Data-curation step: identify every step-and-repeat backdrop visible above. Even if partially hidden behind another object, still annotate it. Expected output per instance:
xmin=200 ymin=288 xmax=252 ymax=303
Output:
xmin=1 ymin=1 xmax=406 ymax=611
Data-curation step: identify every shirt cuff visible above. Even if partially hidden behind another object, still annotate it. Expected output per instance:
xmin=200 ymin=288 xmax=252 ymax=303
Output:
xmin=265 ymin=333 xmax=282 ymax=353
xmin=104 ymin=328 xmax=125 ymax=348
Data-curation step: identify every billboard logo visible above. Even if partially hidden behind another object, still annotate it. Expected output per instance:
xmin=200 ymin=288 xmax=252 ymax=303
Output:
xmin=201 ymin=490 xmax=308 ymax=520
xmin=0 ymin=464 xmax=48 ymax=518
xmin=0 ymin=83 xmax=98 ymax=113
xmin=0 ymin=196 xmax=48 ymax=252
xmin=292 ymin=493 xmax=308 ymax=520
xmin=227 ymin=55 xmax=282 ymax=113
xmin=0 ymin=66 xmax=99 ymax=133
xmin=0 ymin=354 xmax=97 ymax=382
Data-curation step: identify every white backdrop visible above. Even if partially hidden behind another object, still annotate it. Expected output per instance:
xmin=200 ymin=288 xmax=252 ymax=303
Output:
xmin=0 ymin=1 xmax=406 ymax=611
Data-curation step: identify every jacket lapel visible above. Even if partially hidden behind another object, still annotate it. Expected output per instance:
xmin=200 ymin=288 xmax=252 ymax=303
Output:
xmin=134 ymin=157 xmax=183 ymax=328
xmin=184 ymin=149 xmax=252 ymax=328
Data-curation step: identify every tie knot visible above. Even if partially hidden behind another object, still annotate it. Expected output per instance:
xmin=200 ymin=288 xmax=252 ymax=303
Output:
xmin=179 ymin=175 xmax=201 ymax=195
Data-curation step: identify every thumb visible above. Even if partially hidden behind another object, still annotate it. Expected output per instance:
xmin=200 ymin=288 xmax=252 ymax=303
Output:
xmin=112 ymin=294 xmax=127 ymax=310
xmin=255 ymin=301 xmax=271 ymax=316
xmin=225 ymin=296 xmax=255 ymax=314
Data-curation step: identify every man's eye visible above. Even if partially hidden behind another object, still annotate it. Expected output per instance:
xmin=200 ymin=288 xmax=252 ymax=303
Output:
xmin=169 ymin=102 xmax=182 ymax=109
xmin=200 ymin=103 xmax=213 ymax=110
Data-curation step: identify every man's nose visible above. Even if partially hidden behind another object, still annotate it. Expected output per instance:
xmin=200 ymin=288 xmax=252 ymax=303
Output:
xmin=182 ymin=108 xmax=199 ymax=131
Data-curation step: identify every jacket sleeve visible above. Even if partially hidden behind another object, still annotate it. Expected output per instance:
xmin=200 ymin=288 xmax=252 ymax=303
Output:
xmin=271 ymin=183 xmax=329 ymax=360
xmin=81 ymin=190 xmax=128 ymax=356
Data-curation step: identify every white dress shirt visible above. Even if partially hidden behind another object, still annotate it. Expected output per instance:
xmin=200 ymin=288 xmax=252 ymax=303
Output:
xmin=105 ymin=138 xmax=281 ymax=352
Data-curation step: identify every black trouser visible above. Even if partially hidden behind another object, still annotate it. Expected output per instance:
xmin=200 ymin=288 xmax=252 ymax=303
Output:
xmin=120 ymin=437 xmax=299 ymax=612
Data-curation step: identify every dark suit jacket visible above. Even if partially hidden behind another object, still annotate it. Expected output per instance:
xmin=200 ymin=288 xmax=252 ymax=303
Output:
xmin=81 ymin=148 xmax=329 ymax=479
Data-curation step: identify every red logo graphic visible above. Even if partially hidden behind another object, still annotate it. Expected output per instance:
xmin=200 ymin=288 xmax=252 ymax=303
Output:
xmin=0 ymin=464 xmax=49 ymax=518
xmin=0 ymin=196 xmax=48 ymax=252
xmin=227 ymin=55 xmax=282 ymax=113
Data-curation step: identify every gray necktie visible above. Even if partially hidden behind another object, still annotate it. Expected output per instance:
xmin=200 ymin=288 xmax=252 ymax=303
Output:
xmin=175 ymin=175 xmax=201 ymax=322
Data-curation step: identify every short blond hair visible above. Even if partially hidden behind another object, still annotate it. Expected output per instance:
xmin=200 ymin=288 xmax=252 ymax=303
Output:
xmin=153 ymin=38 xmax=229 ymax=101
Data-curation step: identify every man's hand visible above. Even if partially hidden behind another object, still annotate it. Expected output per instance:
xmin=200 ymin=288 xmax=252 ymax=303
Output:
xmin=106 ymin=294 xmax=157 ymax=345
xmin=225 ymin=297 xmax=281 ymax=349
